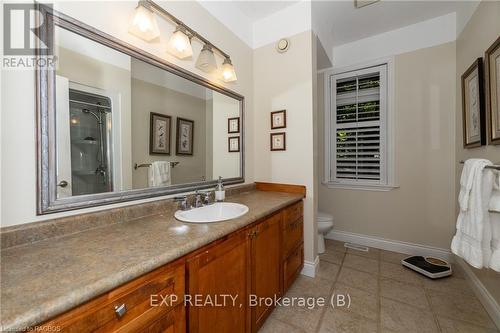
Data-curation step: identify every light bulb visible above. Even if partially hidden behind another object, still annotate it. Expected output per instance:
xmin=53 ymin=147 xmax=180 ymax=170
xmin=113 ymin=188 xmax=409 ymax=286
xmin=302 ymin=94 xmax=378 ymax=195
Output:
xmin=166 ymin=26 xmax=193 ymax=59
xmin=195 ymin=44 xmax=217 ymax=73
xmin=221 ymin=58 xmax=237 ymax=82
xmin=128 ymin=5 xmax=160 ymax=42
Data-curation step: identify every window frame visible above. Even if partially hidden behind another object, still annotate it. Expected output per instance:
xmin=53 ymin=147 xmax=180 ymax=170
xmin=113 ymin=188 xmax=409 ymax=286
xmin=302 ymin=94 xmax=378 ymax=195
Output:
xmin=323 ymin=58 xmax=397 ymax=191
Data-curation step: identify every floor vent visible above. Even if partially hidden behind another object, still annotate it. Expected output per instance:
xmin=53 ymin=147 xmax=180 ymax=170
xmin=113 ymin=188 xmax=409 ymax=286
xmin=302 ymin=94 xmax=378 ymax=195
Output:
xmin=344 ymin=242 xmax=369 ymax=252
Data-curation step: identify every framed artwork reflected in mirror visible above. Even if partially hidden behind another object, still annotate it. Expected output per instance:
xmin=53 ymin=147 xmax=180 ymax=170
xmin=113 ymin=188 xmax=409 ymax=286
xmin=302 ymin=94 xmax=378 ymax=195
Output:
xmin=228 ymin=117 xmax=240 ymax=133
xmin=176 ymin=117 xmax=194 ymax=155
xmin=149 ymin=113 xmax=171 ymax=155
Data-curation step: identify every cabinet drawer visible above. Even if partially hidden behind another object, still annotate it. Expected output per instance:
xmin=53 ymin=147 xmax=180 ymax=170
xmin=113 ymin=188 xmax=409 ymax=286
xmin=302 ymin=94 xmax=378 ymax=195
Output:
xmin=283 ymin=201 xmax=303 ymax=223
xmin=41 ymin=262 xmax=185 ymax=332
xmin=283 ymin=218 xmax=303 ymax=258
xmin=283 ymin=243 xmax=303 ymax=292
xmin=141 ymin=304 xmax=185 ymax=333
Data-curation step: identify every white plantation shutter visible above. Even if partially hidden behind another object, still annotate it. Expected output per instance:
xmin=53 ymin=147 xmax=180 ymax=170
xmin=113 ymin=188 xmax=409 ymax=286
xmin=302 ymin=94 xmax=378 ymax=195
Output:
xmin=329 ymin=65 xmax=388 ymax=185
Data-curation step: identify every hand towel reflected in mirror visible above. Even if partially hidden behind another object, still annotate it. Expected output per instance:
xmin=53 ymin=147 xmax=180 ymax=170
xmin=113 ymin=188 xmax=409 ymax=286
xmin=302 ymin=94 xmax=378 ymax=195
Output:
xmin=148 ymin=161 xmax=171 ymax=187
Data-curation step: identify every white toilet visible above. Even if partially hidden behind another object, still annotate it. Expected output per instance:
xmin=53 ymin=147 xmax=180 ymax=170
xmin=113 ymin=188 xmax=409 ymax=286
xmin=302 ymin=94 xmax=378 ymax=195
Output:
xmin=317 ymin=211 xmax=334 ymax=254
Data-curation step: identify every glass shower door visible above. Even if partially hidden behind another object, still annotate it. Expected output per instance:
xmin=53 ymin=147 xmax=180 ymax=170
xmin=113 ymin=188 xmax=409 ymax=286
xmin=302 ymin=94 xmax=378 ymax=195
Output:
xmin=68 ymin=89 xmax=113 ymax=196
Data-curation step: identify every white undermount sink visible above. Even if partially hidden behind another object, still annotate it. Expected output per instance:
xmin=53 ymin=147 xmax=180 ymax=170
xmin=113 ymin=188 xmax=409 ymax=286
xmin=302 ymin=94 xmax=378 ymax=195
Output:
xmin=174 ymin=202 xmax=249 ymax=223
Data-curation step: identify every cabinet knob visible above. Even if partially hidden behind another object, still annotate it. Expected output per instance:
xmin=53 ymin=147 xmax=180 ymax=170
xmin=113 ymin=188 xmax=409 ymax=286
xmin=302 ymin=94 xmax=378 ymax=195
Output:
xmin=114 ymin=303 xmax=127 ymax=318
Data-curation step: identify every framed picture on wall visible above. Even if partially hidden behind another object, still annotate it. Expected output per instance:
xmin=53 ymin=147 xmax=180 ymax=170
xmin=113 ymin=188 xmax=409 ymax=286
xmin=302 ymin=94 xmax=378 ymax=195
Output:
xmin=228 ymin=117 xmax=240 ymax=133
xmin=149 ymin=113 xmax=171 ymax=155
xmin=271 ymin=110 xmax=286 ymax=129
xmin=228 ymin=136 xmax=240 ymax=152
xmin=176 ymin=117 xmax=194 ymax=155
xmin=270 ymin=132 xmax=286 ymax=151
xmin=461 ymin=58 xmax=486 ymax=148
xmin=485 ymin=36 xmax=500 ymax=145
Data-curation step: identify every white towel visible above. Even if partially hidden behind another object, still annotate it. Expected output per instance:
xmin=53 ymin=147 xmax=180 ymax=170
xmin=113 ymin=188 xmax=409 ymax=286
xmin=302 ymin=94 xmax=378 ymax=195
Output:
xmin=451 ymin=159 xmax=494 ymax=269
xmin=488 ymin=173 xmax=500 ymax=271
xmin=148 ymin=161 xmax=171 ymax=187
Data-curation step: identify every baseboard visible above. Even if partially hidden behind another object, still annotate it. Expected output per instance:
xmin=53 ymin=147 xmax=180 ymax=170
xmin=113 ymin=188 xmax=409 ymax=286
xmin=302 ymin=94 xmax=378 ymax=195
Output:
xmin=455 ymin=257 xmax=500 ymax=329
xmin=326 ymin=229 xmax=452 ymax=261
xmin=301 ymin=256 xmax=319 ymax=278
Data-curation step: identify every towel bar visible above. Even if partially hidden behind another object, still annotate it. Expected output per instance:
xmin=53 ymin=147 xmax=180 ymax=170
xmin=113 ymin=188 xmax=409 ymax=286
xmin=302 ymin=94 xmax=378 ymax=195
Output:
xmin=459 ymin=161 xmax=500 ymax=171
xmin=134 ymin=162 xmax=179 ymax=170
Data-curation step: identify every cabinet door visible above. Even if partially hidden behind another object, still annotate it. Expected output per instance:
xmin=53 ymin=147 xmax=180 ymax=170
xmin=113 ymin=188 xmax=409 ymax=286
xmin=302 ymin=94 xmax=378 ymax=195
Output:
xmin=283 ymin=243 xmax=304 ymax=293
xmin=251 ymin=212 xmax=282 ymax=332
xmin=187 ymin=231 xmax=251 ymax=333
xmin=282 ymin=202 xmax=304 ymax=258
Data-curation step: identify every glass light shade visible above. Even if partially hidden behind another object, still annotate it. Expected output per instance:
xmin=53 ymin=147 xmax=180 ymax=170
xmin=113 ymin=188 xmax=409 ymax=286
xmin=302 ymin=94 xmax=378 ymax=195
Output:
xmin=221 ymin=58 xmax=237 ymax=82
xmin=195 ymin=44 xmax=217 ymax=73
xmin=128 ymin=5 xmax=160 ymax=42
xmin=166 ymin=26 xmax=193 ymax=59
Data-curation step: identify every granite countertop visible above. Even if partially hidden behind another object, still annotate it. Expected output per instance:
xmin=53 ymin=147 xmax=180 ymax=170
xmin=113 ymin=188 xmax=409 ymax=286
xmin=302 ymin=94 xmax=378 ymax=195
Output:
xmin=0 ymin=190 xmax=303 ymax=332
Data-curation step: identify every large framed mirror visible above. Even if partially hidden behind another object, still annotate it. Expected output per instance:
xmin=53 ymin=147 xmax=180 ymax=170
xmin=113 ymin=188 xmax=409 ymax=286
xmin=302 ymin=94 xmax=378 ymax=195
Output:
xmin=36 ymin=5 xmax=244 ymax=214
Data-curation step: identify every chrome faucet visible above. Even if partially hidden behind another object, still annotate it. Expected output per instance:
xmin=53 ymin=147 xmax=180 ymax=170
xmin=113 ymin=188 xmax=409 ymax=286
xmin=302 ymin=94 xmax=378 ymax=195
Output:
xmin=193 ymin=191 xmax=203 ymax=208
xmin=173 ymin=196 xmax=189 ymax=211
xmin=200 ymin=191 xmax=213 ymax=205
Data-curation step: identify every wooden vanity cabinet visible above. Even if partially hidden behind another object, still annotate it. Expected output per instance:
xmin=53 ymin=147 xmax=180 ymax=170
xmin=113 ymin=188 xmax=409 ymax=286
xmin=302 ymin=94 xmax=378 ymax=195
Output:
xmin=186 ymin=229 xmax=251 ymax=333
xmin=37 ymin=195 xmax=304 ymax=333
xmin=249 ymin=212 xmax=282 ymax=332
xmin=39 ymin=261 xmax=186 ymax=333
xmin=141 ymin=305 xmax=185 ymax=333
xmin=282 ymin=201 xmax=304 ymax=293
xmin=185 ymin=201 xmax=304 ymax=333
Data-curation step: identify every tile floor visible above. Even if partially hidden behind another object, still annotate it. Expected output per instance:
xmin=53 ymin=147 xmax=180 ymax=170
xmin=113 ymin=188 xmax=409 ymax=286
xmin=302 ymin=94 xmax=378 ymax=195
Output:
xmin=259 ymin=239 xmax=500 ymax=333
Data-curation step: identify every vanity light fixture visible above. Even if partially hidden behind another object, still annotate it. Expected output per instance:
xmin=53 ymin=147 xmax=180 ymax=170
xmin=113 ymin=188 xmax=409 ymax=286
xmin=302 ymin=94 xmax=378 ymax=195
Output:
xmin=195 ymin=44 xmax=217 ymax=73
xmin=166 ymin=25 xmax=193 ymax=59
xmin=129 ymin=0 xmax=237 ymax=82
xmin=221 ymin=57 xmax=237 ymax=82
xmin=128 ymin=3 xmax=160 ymax=42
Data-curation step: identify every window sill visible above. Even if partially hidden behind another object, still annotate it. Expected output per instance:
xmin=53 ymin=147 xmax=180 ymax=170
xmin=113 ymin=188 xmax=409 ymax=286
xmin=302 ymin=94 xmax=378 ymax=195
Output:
xmin=321 ymin=181 xmax=399 ymax=192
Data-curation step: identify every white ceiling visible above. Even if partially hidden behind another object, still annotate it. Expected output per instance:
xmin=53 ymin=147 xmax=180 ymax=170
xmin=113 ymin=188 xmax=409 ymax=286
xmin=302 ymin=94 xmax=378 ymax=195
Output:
xmin=231 ymin=1 xmax=299 ymax=20
xmin=313 ymin=0 xmax=479 ymax=47
xmin=199 ymin=0 xmax=479 ymax=52
xmin=198 ymin=1 xmax=300 ymax=47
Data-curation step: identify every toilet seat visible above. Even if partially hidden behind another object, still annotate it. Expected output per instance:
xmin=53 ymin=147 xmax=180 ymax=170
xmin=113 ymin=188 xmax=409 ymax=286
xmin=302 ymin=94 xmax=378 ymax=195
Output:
xmin=317 ymin=212 xmax=334 ymax=254
xmin=317 ymin=212 xmax=334 ymax=223
xmin=317 ymin=220 xmax=334 ymax=233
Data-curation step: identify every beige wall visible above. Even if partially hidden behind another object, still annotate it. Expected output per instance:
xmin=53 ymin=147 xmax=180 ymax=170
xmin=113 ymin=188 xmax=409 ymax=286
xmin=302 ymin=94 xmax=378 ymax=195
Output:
xmin=254 ymin=31 xmax=318 ymax=263
xmin=319 ymin=42 xmax=457 ymax=249
xmin=455 ymin=0 xmax=500 ymax=306
xmin=131 ymin=78 xmax=207 ymax=188
xmin=0 ymin=1 xmax=254 ymax=227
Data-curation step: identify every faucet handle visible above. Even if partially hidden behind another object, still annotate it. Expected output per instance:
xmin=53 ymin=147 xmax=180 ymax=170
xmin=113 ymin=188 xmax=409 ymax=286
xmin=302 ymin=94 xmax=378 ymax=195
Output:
xmin=173 ymin=196 xmax=189 ymax=211
xmin=200 ymin=191 xmax=213 ymax=205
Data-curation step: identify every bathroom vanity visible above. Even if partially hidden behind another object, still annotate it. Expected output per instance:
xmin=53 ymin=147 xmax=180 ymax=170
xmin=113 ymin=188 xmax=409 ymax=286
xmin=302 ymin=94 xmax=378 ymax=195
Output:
xmin=0 ymin=184 xmax=304 ymax=332
xmin=0 ymin=6 xmax=306 ymax=332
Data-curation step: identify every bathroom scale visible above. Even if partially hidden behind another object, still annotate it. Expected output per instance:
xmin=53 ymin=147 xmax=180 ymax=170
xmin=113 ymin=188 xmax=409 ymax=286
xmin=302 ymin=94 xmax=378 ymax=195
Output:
xmin=401 ymin=256 xmax=452 ymax=279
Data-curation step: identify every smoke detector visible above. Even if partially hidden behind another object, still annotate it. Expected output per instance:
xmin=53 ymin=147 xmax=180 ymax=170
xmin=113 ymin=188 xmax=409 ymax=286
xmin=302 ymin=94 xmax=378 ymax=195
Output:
xmin=276 ymin=38 xmax=290 ymax=53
